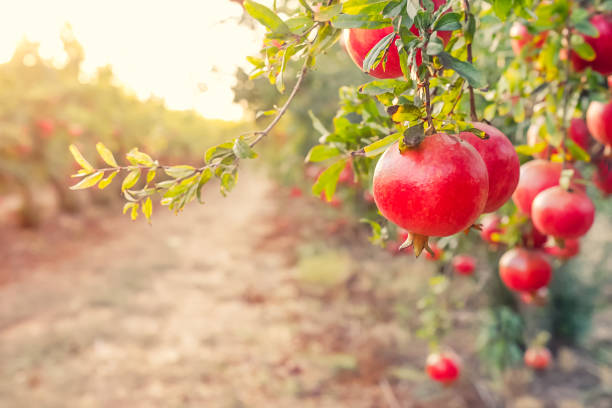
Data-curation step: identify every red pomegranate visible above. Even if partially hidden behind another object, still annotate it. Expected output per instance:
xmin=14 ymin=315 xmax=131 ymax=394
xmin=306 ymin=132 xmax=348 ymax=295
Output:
xmin=373 ymin=133 xmax=489 ymax=254
xmin=512 ymin=160 xmax=582 ymax=214
xmin=499 ymin=248 xmax=552 ymax=293
xmin=338 ymin=161 xmax=356 ymax=185
xmin=520 ymin=287 xmax=549 ymax=306
xmin=571 ymin=14 xmax=612 ymax=75
xmin=343 ymin=0 xmax=450 ymax=79
xmin=426 ymin=351 xmax=461 ymax=384
xmin=524 ymin=347 xmax=552 ymax=370
xmin=480 ymin=214 xmax=503 ymax=245
xmin=586 ymin=100 xmax=612 ymax=146
xmin=452 ymin=254 xmax=476 ymax=276
xmin=568 ymin=118 xmax=590 ymax=151
xmin=521 ymin=223 xmax=548 ymax=249
xmin=459 ymin=122 xmax=520 ymax=212
xmin=510 ymin=22 xmax=547 ymax=57
xmin=531 ymin=187 xmax=595 ymax=239
xmin=593 ymin=160 xmax=612 ymax=196
xmin=425 ymin=241 xmax=443 ymax=261
xmin=35 ymin=119 xmax=55 ymax=138
xmin=544 ymin=238 xmax=580 ymax=260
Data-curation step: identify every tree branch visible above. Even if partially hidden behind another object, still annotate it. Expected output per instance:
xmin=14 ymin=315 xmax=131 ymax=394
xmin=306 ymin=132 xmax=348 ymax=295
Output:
xmin=463 ymin=0 xmax=478 ymax=122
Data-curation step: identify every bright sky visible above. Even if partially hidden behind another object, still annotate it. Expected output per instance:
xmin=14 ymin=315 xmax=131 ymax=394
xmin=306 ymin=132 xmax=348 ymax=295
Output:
xmin=0 ymin=0 xmax=270 ymax=121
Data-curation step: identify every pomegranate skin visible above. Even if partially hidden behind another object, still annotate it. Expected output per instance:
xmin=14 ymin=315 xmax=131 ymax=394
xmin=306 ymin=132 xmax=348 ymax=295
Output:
xmin=586 ymin=100 xmax=612 ymax=146
xmin=373 ymin=133 xmax=489 ymax=237
xmin=512 ymin=160 xmax=582 ymax=215
xmin=480 ymin=214 xmax=503 ymax=244
xmin=524 ymin=347 xmax=552 ymax=370
xmin=426 ymin=352 xmax=461 ymax=384
xmin=544 ymin=238 xmax=580 ymax=260
xmin=568 ymin=118 xmax=590 ymax=151
xmin=459 ymin=122 xmax=520 ymax=212
xmin=531 ymin=187 xmax=595 ymax=239
xmin=452 ymin=254 xmax=476 ymax=276
xmin=571 ymin=14 xmax=612 ymax=75
xmin=344 ymin=0 xmax=450 ymax=79
xmin=593 ymin=160 xmax=612 ymax=196
xmin=499 ymin=248 xmax=552 ymax=293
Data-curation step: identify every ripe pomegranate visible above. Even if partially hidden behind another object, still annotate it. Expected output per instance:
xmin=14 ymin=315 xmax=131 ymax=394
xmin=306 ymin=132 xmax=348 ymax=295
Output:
xmin=524 ymin=347 xmax=552 ymax=370
xmin=425 ymin=241 xmax=443 ymax=261
xmin=544 ymin=238 xmax=580 ymax=260
xmin=459 ymin=122 xmax=520 ymax=212
xmin=510 ymin=22 xmax=547 ymax=57
xmin=571 ymin=14 xmax=612 ymax=75
xmin=426 ymin=351 xmax=461 ymax=385
xmin=520 ymin=287 xmax=549 ymax=306
xmin=593 ymin=160 xmax=612 ymax=196
xmin=568 ymin=118 xmax=590 ymax=151
xmin=480 ymin=214 xmax=503 ymax=245
xmin=531 ymin=187 xmax=595 ymax=239
xmin=373 ymin=133 xmax=489 ymax=255
xmin=512 ymin=160 xmax=582 ymax=214
xmin=343 ymin=0 xmax=450 ymax=78
xmin=586 ymin=100 xmax=612 ymax=146
xmin=521 ymin=224 xmax=548 ymax=249
xmin=452 ymin=254 xmax=476 ymax=276
xmin=499 ymin=248 xmax=552 ymax=293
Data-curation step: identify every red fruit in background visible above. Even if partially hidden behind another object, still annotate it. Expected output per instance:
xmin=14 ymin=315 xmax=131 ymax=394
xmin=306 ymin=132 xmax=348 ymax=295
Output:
xmin=67 ymin=124 xmax=84 ymax=138
xmin=363 ymin=190 xmax=375 ymax=203
xmin=524 ymin=347 xmax=552 ymax=370
xmin=338 ymin=161 xmax=356 ymax=185
xmin=608 ymin=75 xmax=612 ymax=89
xmin=35 ymin=119 xmax=55 ymax=138
xmin=480 ymin=214 xmax=503 ymax=244
xmin=586 ymin=100 xmax=612 ymax=146
xmin=527 ymin=117 xmax=589 ymax=159
xmin=425 ymin=241 xmax=443 ymax=261
xmin=526 ymin=119 xmax=554 ymax=159
xmin=568 ymin=118 xmax=590 ymax=151
xmin=452 ymin=254 xmax=476 ymax=276
xmin=459 ymin=122 xmax=520 ymax=212
xmin=289 ymin=187 xmax=303 ymax=198
xmin=521 ymin=223 xmax=548 ymax=249
xmin=531 ymin=187 xmax=595 ymax=239
xmin=510 ymin=22 xmax=547 ymax=56
xmin=593 ymin=160 xmax=612 ymax=195
xmin=571 ymin=14 xmax=612 ymax=75
xmin=373 ymin=133 xmax=488 ymax=238
xmin=512 ymin=160 xmax=582 ymax=214
xmin=426 ymin=351 xmax=461 ymax=384
xmin=544 ymin=238 xmax=580 ymax=260
xmin=343 ymin=0 xmax=450 ymax=79
xmin=520 ymin=287 xmax=549 ymax=306
xmin=499 ymin=248 xmax=552 ymax=293
xmin=320 ymin=192 xmax=342 ymax=208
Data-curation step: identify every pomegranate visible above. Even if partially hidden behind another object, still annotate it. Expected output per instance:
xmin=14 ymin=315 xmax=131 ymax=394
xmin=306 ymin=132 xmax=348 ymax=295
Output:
xmin=544 ymin=238 xmax=580 ymax=260
xmin=512 ymin=160 xmax=582 ymax=214
xmin=480 ymin=214 xmax=503 ymax=245
xmin=521 ymin=223 xmax=548 ymax=249
xmin=373 ymin=133 xmax=488 ymax=255
xmin=459 ymin=122 xmax=520 ymax=212
xmin=524 ymin=347 xmax=552 ymax=370
xmin=510 ymin=22 xmax=547 ymax=57
xmin=425 ymin=241 xmax=443 ymax=261
xmin=343 ymin=0 xmax=450 ymax=78
xmin=571 ymin=14 xmax=612 ymax=75
xmin=527 ymin=118 xmax=589 ymax=159
xmin=499 ymin=248 xmax=552 ymax=293
xmin=531 ymin=187 xmax=595 ymax=239
xmin=593 ymin=160 xmax=612 ymax=195
xmin=568 ymin=118 xmax=590 ymax=151
xmin=338 ymin=161 xmax=356 ymax=185
xmin=452 ymin=254 xmax=476 ymax=276
xmin=586 ymin=100 xmax=612 ymax=146
xmin=426 ymin=351 xmax=461 ymax=384
xmin=35 ymin=119 xmax=55 ymax=138
xmin=520 ymin=287 xmax=549 ymax=306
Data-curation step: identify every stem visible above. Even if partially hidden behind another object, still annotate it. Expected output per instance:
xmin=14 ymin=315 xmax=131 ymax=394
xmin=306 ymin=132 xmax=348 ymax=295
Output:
xmin=463 ymin=0 xmax=478 ymax=122
xmin=424 ymin=74 xmax=435 ymax=131
xmin=560 ymin=17 xmax=573 ymax=168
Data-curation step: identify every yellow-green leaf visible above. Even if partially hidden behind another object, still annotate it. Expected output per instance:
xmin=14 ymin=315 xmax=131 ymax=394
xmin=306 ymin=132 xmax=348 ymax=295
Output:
xmin=131 ymin=203 xmax=139 ymax=220
xmin=123 ymin=202 xmax=137 ymax=215
xmin=126 ymin=148 xmax=155 ymax=166
xmin=96 ymin=142 xmax=119 ymax=167
xmin=165 ymin=165 xmax=195 ymax=179
xmin=70 ymin=171 xmax=104 ymax=190
xmin=146 ymin=169 xmax=156 ymax=184
xmin=69 ymin=144 xmax=94 ymax=172
xmin=142 ymin=197 xmax=153 ymax=223
xmin=98 ymin=171 xmax=119 ymax=189
xmin=122 ymin=169 xmax=141 ymax=191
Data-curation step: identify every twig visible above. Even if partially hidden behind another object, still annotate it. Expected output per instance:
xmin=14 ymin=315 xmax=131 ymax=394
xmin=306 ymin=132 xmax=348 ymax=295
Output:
xmin=560 ymin=15 xmax=573 ymax=168
xmin=463 ymin=0 xmax=478 ymax=122
xmin=424 ymin=73 xmax=435 ymax=131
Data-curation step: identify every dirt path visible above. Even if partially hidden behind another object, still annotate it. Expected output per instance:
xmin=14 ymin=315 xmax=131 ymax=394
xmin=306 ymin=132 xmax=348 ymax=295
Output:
xmin=0 ymin=171 xmax=349 ymax=408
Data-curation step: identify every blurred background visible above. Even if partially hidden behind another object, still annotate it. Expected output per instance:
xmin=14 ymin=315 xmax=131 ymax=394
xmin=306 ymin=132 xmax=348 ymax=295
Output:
xmin=0 ymin=1 xmax=611 ymax=407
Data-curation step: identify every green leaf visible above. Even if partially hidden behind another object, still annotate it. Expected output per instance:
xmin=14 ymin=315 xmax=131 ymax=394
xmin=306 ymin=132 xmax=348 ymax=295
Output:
xmin=493 ymin=0 xmax=514 ymax=20
xmin=131 ymin=203 xmax=139 ymax=220
xmin=406 ymin=0 xmax=420 ymax=19
xmin=122 ymin=169 xmax=141 ymax=191
xmin=312 ymin=159 xmax=347 ymax=201
xmin=342 ymin=0 xmax=391 ymax=15
xmin=362 ymin=32 xmax=396 ymax=72
xmin=70 ymin=171 xmax=104 ymax=190
xmin=306 ymin=145 xmax=342 ymax=162
xmin=233 ymin=137 xmax=258 ymax=159
xmin=574 ymin=20 xmax=598 ymax=37
xmin=123 ymin=202 xmax=137 ymax=215
xmin=164 ymin=165 xmax=196 ymax=179
xmin=566 ymin=139 xmax=590 ymax=162
xmin=331 ymin=14 xmax=391 ymax=29
xmin=314 ymin=3 xmax=342 ymax=21
xmin=433 ymin=12 xmax=461 ymax=31
xmin=426 ymin=37 xmax=444 ymax=56
xmin=126 ymin=148 xmax=155 ymax=166
xmin=98 ymin=171 xmax=119 ymax=190
xmin=437 ymin=52 xmax=486 ymax=88
xmin=244 ymin=0 xmax=291 ymax=35
xmin=205 ymin=142 xmax=234 ymax=164
xmin=196 ymin=168 xmax=213 ymax=203
xmin=363 ymin=133 xmax=401 ymax=157
xmin=309 ymin=110 xmax=331 ymax=137
xmin=571 ymin=35 xmax=596 ymax=61
xmin=142 ymin=197 xmax=153 ymax=223
xmin=69 ymin=144 xmax=94 ymax=172
xmin=383 ymin=0 xmax=406 ymax=18
xmin=146 ymin=169 xmax=156 ymax=184
xmin=96 ymin=142 xmax=118 ymax=167
xmin=515 ymin=143 xmax=547 ymax=156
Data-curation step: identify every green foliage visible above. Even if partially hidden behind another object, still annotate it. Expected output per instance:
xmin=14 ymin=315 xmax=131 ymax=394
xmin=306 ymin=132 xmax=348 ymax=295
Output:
xmin=478 ymin=306 xmax=524 ymax=374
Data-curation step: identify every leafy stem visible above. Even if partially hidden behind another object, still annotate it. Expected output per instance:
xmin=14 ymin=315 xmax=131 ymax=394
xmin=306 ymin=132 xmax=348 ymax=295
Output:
xmin=463 ymin=0 xmax=478 ymax=122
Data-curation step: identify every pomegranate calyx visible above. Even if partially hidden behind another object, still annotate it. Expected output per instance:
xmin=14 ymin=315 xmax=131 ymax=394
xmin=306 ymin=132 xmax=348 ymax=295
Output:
xmin=399 ymin=233 xmax=431 ymax=257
